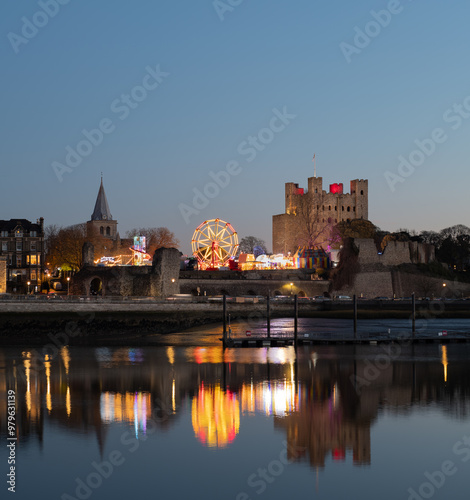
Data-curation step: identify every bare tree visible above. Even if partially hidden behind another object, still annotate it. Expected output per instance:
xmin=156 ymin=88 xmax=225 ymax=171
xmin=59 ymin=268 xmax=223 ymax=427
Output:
xmin=45 ymin=224 xmax=87 ymax=271
xmin=126 ymin=227 xmax=179 ymax=255
xmin=239 ymin=236 xmax=268 ymax=255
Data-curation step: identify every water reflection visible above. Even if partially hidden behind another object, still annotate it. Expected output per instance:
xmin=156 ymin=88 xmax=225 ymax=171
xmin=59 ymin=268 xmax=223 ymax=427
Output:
xmin=1 ymin=344 xmax=470 ymax=470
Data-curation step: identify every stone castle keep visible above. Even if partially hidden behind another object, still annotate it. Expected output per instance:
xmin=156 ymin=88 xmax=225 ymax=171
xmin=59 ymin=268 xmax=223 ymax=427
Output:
xmin=273 ymin=176 xmax=368 ymax=254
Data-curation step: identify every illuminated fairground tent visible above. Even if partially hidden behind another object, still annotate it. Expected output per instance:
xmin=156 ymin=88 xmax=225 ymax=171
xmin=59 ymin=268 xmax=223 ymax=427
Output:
xmin=293 ymin=247 xmax=329 ymax=270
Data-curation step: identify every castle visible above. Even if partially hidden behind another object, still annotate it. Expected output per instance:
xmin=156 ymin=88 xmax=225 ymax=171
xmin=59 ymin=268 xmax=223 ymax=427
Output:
xmin=272 ymin=176 xmax=368 ymax=254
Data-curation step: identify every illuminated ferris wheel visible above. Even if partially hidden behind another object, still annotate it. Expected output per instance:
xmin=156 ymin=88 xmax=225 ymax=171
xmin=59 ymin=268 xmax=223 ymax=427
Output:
xmin=192 ymin=219 xmax=239 ymax=269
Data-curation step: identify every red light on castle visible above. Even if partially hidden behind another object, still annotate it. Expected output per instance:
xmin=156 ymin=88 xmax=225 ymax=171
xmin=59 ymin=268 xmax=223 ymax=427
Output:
xmin=332 ymin=448 xmax=346 ymax=461
xmin=330 ymin=183 xmax=343 ymax=194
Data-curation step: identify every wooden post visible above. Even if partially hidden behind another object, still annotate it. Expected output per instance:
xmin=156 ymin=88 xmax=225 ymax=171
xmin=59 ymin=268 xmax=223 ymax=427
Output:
xmin=223 ymin=294 xmax=227 ymax=347
xmin=294 ymin=294 xmax=298 ymax=347
xmin=267 ymin=295 xmax=271 ymax=338
xmin=353 ymin=294 xmax=357 ymax=340
xmin=412 ymin=292 xmax=416 ymax=338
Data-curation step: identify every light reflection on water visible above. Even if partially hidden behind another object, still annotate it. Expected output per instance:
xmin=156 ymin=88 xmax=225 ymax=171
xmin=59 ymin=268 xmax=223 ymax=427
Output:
xmin=1 ymin=344 xmax=470 ymax=499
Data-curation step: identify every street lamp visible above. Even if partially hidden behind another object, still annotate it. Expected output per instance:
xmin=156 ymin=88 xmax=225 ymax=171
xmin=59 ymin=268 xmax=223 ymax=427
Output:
xmin=290 ymin=282 xmax=294 ymax=295
xmin=67 ymin=277 xmax=70 ymax=296
xmin=27 ymin=281 xmax=31 ymax=295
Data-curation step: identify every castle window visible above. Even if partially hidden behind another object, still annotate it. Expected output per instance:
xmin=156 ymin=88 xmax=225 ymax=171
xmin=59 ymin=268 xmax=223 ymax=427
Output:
xmin=361 ymin=190 xmax=364 ymax=195
xmin=315 ymin=189 xmax=318 ymax=193
xmin=335 ymin=206 xmax=337 ymax=211
xmin=328 ymin=217 xmax=332 ymax=224
xmin=347 ymin=206 xmax=351 ymax=212
xmin=106 ymin=227 xmax=110 ymax=236
xmin=353 ymin=207 xmax=356 ymax=212
xmin=317 ymin=205 xmax=320 ymax=211
xmin=322 ymin=206 xmax=325 ymax=211
xmin=328 ymin=205 xmax=331 ymax=211
xmin=100 ymin=226 xmax=104 ymax=235
xmin=342 ymin=206 xmax=344 ymax=211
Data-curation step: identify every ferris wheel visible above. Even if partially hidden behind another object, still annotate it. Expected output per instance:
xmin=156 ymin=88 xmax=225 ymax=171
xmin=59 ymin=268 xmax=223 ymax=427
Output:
xmin=192 ymin=219 xmax=239 ymax=269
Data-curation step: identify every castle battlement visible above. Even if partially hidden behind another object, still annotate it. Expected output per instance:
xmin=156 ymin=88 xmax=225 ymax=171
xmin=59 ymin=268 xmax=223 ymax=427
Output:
xmin=273 ymin=175 xmax=369 ymax=255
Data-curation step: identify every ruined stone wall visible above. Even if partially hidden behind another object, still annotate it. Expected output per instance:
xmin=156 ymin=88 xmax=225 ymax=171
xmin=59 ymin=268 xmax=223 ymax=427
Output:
xmin=71 ymin=248 xmax=181 ymax=298
xmin=355 ymin=238 xmax=435 ymax=266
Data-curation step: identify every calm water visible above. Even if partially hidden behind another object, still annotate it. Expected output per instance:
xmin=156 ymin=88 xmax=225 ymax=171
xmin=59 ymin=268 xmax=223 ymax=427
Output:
xmin=1 ymin=335 xmax=470 ymax=499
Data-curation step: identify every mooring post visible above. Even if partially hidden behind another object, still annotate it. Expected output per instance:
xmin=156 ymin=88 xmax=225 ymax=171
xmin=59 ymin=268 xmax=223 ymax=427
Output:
xmin=267 ymin=294 xmax=271 ymax=338
xmin=294 ymin=294 xmax=298 ymax=347
xmin=412 ymin=292 xmax=416 ymax=338
xmin=353 ymin=294 xmax=358 ymax=340
xmin=223 ymin=294 xmax=227 ymax=347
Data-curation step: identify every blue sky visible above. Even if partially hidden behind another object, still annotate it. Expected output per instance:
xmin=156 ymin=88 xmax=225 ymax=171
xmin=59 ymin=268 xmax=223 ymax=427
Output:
xmin=2 ymin=0 xmax=470 ymax=254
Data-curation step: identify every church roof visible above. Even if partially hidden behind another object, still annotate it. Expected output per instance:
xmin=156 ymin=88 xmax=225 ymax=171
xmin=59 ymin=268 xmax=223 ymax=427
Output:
xmin=91 ymin=178 xmax=113 ymax=221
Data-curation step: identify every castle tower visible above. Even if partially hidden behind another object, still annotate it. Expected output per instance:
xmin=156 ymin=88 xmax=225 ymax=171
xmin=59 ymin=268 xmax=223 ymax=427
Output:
xmin=86 ymin=178 xmax=118 ymax=240
xmin=273 ymin=173 xmax=369 ymax=254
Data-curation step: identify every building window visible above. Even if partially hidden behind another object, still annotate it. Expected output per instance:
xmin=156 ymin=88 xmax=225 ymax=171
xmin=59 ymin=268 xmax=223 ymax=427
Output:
xmin=16 ymin=256 xmax=22 ymax=267
xmin=100 ymin=226 xmax=104 ymax=235
xmin=106 ymin=226 xmax=110 ymax=236
xmin=30 ymin=241 xmax=37 ymax=251
xmin=335 ymin=206 xmax=337 ymax=211
xmin=0 ymin=231 xmax=7 ymax=237
xmin=15 ymin=229 xmax=23 ymax=237
xmin=30 ymin=255 xmax=37 ymax=265
xmin=317 ymin=205 xmax=319 ymax=210
xmin=353 ymin=207 xmax=356 ymax=212
xmin=16 ymin=241 xmax=22 ymax=252
xmin=30 ymin=231 xmax=37 ymax=237
xmin=342 ymin=206 xmax=344 ymax=211
xmin=315 ymin=189 xmax=318 ymax=193
xmin=361 ymin=190 xmax=364 ymax=195
xmin=347 ymin=206 xmax=351 ymax=212
xmin=31 ymin=271 xmax=37 ymax=281
xmin=328 ymin=217 xmax=332 ymax=224
xmin=322 ymin=206 xmax=325 ymax=211
xmin=1 ymin=241 xmax=7 ymax=252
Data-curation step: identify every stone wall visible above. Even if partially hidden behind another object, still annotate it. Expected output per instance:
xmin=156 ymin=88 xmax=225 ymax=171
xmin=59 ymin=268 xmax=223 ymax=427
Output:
xmin=179 ymin=278 xmax=329 ymax=298
xmin=354 ymin=238 xmax=435 ymax=266
xmin=71 ymin=247 xmax=181 ymax=298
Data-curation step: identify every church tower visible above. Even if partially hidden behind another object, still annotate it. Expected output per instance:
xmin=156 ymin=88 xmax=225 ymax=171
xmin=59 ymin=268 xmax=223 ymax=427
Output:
xmin=86 ymin=177 xmax=118 ymax=240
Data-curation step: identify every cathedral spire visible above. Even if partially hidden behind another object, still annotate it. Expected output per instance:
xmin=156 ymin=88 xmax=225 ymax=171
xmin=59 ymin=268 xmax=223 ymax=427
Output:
xmin=91 ymin=177 xmax=113 ymax=221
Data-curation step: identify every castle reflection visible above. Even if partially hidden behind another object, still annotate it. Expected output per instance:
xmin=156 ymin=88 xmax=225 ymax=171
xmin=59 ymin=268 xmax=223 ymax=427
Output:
xmin=1 ymin=344 xmax=469 ymax=469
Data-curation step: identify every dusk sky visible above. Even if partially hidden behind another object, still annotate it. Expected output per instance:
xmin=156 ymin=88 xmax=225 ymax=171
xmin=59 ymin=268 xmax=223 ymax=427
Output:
xmin=2 ymin=0 xmax=470 ymax=254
